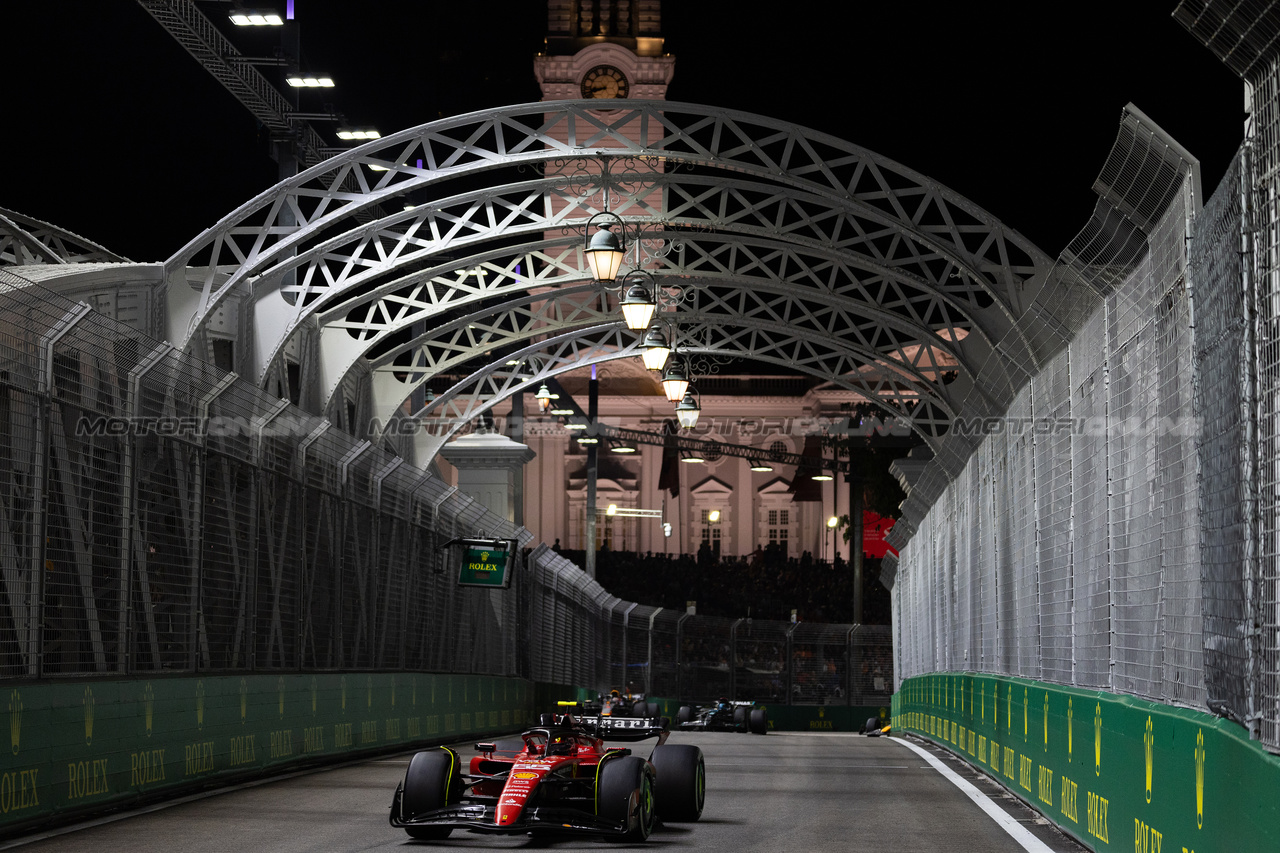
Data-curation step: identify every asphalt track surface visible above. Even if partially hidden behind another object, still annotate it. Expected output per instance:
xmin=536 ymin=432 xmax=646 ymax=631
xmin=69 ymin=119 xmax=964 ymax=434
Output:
xmin=4 ymin=731 xmax=1088 ymax=853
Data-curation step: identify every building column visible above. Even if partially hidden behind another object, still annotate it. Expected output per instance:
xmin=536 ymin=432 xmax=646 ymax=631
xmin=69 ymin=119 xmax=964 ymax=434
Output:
xmin=438 ymin=431 xmax=536 ymax=526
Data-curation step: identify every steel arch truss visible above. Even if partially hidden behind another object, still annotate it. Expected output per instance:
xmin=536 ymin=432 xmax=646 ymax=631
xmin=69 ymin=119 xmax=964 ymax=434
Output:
xmin=167 ymin=100 xmax=1056 ymax=461
xmin=411 ymin=323 xmax=953 ymax=453
xmin=0 ymin=207 xmax=129 ymax=266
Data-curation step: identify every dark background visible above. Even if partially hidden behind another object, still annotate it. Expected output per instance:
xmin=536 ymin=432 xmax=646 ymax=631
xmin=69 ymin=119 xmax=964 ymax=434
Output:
xmin=1 ymin=1 xmax=1244 ymax=263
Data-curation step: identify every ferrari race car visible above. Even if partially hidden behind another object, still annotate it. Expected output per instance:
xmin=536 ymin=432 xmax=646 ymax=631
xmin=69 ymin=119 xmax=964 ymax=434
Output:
xmin=675 ymin=699 xmax=768 ymax=734
xmin=389 ymin=704 xmax=705 ymax=842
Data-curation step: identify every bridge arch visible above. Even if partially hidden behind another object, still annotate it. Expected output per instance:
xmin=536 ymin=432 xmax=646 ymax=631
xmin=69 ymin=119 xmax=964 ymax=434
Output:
xmin=165 ymin=100 xmax=1062 ymax=465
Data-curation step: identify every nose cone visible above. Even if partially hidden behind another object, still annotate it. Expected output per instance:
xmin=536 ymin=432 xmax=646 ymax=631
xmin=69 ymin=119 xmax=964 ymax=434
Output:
xmin=497 ymin=765 xmax=545 ymax=826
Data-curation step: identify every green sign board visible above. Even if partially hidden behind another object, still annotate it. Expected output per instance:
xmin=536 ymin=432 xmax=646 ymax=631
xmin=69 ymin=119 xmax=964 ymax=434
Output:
xmin=456 ymin=539 xmax=514 ymax=588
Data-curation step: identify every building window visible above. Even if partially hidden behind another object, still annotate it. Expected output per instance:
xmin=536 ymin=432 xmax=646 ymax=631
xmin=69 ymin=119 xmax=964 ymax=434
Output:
xmin=761 ymin=506 xmax=792 ymax=555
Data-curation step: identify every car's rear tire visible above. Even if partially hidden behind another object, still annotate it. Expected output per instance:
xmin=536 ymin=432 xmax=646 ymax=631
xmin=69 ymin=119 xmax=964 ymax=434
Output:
xmin=650 ymin=743 xmax=705 ymax=822
xmin=598 ymin=755 xmax=655 ymax=841
xmin=646 ymin=701 xmax=662 ymax=718
xmin=676 ymin=705 xmax=693 ymax=725
xmin=401 ymin=749 xmax=458 ymax=839
xmin=749 ymin=708 xmax=768 ymax=735
xmin=864 ymin=716 xmax=882 ymax=733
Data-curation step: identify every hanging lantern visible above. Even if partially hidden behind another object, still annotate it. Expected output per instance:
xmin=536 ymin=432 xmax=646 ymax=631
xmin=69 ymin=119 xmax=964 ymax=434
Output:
xmin=584 ymin=220 xmax=625 ymax=283
xmin=534 ymin=383 xmax=553 ymax=413
xmin=674 ymin=388 xmax=701 ymax=429
xmin=619 ymin=280 xmax=657 ymax=330
xmin=661 ymin=359 xmax=689 ymax=403
xmin=641 ymin=325 xmax=673 ymax=371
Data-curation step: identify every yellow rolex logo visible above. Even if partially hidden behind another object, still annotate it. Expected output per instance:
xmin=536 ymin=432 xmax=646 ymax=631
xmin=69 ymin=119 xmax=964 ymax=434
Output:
xmin=1068 ymin=697 xmax=1073 ymax=760
xmin=197 ymin=680 xmax=205 ymax=730
xmin=1195 ymin=729 xmax=1205 ymax=829
xmin=993 ymin=683 xmax=998 ymax=727
xmin=1023 ymin=687 xmax=1028 ymax=741
xmin=1143 ymin=716 xmax=1153 ymax=803
xmin=366 ymin=676 xmax=373 ymax=709
xmin=341 ymin=675 xmax=347 ymax=713
xmin=391 ymin=675 xmax=396 ymax=709
xmin=412 ymin=676 xmax=417 ymax=708
xmin=84 ymin=686 xmax=95 ymax=746
xmin=278 ymin=676 xmax=286 ymax=719
xmin=8 ymin=689 xmax=21 ymax=756
xmin=144 ymin=683 xmax=155 ymax=737
xmin=1043 ymin=692 xmax=1049 ymax=751
xmin=1094 ymin=702 xmax=1102 ymax=776
xmin=239 ymin=678 xmax=248 ymax=724
xmin=311 ymin=676 xmax=317 ymax=716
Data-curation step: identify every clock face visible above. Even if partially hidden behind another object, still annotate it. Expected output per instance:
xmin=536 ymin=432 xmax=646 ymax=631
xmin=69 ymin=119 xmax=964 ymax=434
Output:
xmin=581 ymin=65 xmax=629 ymax=100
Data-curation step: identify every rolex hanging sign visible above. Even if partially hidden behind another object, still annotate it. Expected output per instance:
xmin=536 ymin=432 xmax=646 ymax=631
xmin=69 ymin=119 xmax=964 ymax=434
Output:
xmin=454 ymin=539 xmax=515 ymax=589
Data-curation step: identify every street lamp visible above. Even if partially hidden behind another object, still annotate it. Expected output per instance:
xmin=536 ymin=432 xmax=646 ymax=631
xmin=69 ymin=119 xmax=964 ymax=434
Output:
xmin=674 ymin=388 xmax=701 ymax=429
xmin=535 ymin=383 xmax=553 ymax=413
xmin=827 ymin=515 xmax=840 ymax=562
xmin=584 ymin=213 xmax=626 ymax=283
xmin=618 ymin=271 xmax=658 ymax=331
xmin=661 ymin=358 xmax=690 ymax=403
xmin=641 ymin=324 xmax=673 ymax=371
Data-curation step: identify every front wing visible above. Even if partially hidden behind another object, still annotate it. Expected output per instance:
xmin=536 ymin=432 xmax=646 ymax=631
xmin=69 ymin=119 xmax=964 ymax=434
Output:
xmin=389 ymin=783 xmax=634 ymax=837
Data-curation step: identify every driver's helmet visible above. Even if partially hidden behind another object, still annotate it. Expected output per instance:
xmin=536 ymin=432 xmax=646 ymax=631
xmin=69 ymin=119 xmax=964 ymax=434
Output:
xmin=717 ymin=696 xmax=731 ymax=710
xmin=545 ymin=735 xmax=574 ymax=756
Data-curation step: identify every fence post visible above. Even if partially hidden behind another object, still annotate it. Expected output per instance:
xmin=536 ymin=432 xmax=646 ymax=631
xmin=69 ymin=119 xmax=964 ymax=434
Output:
xmin=121 ymin=343 xmax=175 ymax=674
xmin=785 ymin=622 xmax=799 ymax=705
xmin=193 ymin=372 xmax=240 ymax=671
xmin=729 ymin=618 xmax=743 ymax=700
xmin=676 ymin=612 xmax=690 ymax=700
xmin=34 ymin=303 xmax=93 ymax=677
xmin=646 ymin=607 xmax=662 ymax=696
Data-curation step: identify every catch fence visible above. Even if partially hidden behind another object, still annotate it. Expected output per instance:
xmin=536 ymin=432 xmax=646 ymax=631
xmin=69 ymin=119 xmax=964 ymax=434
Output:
xmin=0 ymin=266 xmax=887 ymax=705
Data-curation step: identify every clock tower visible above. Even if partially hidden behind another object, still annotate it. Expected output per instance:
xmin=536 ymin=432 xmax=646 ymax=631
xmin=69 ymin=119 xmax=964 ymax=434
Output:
xmin=534 ymin=0 xmax=675 ymax=102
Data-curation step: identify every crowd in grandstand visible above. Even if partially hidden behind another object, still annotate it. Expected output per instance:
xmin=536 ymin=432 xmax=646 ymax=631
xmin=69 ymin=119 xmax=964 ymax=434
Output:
xmin=561 ymin=544 xmax=892 ymax=625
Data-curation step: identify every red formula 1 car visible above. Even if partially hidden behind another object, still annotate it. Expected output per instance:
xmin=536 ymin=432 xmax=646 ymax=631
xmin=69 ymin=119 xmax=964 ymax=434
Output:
xmin=389 ymin=705 xmax=705 ymax=842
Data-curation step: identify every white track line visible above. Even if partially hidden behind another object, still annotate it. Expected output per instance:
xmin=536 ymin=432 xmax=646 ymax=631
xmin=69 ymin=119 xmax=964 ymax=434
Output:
xmin=895 ymin=737 xmax=1055 ymax=853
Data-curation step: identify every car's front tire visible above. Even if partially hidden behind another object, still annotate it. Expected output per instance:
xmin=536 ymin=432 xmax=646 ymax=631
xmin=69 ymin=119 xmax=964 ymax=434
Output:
xmin=676 ymin=705 xmax=693 ymax=725
xmin=598 ymin=755 xmax=656 ymax=841
xmin=650 ymin=743 xmax=705 ymax=822
xmin=749 ymin=708 xmax=769 ymax=735
xmin=401 ymin=749 xmax=458 ymax=840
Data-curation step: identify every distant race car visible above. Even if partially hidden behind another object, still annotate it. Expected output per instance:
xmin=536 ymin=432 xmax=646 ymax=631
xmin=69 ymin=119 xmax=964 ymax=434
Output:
xmin=675 ymin=699 xmax=768 ymax=735
xmin=389 ymin=703 xmax=705 ymax=842
xmin=577 ymin=690 xmax=663 ymax=720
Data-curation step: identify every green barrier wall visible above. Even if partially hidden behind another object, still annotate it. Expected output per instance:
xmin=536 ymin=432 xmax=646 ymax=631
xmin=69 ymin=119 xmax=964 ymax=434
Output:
xmin=0 ymin=673 xmax=532 ymax=837
xmin=893 ymin=674 xmax=1280 ymax=852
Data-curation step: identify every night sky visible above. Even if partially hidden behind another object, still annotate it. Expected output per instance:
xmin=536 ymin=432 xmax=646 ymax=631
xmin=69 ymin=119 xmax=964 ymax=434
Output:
xmin=2 ymin=1 xmax=1244 ymax=264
